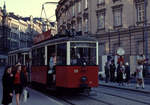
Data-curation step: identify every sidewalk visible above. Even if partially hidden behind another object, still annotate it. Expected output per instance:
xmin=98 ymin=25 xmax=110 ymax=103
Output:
xmin=99 ymin=81 xmax=150 ymax=94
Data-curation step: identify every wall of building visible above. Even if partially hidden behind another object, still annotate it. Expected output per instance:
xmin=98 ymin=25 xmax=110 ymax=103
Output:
xmin=56 ymin=0 xmax=150 ymax=75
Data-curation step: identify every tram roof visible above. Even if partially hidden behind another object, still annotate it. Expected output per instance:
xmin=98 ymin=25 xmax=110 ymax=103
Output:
xmin=8 ymin=48 xmax=31 ymax=54
xmin=32 ymin=35 xmax=97 ymax=48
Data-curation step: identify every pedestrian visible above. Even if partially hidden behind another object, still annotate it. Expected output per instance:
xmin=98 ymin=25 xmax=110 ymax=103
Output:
xmin=110 ymin=60 xmax=116 ymax=82
xmin=1 ymin=66 xmax=14 ymax=105
xmin=117 ymin=62 xmax=125 ymax=86
xmin=104 ymin=61 xmax=110 ymax=83
xmin=14 ymin=64 xmax=27 ymax=105
xmin=48 ymin=53 xmax=56 ymax=84
xmin=136 ymin=61 xmax=144 ymax=89
xmin=125 ymin=62 xmax=130 ymax=86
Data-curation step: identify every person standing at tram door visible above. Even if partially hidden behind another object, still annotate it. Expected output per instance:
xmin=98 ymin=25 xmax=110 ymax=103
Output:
xmin=49 ymin=53 xmax=56 ymax=84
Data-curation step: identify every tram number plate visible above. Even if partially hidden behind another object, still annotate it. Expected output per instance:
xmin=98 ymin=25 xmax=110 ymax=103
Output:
xmin=74 ymin=69 xmax=78 ymax=73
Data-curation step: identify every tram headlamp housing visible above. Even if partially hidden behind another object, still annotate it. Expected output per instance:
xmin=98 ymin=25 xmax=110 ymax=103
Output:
xmin=81 ymin=76 xmax=87 ymax=82
xmin=83 ymin=62 xmax=86 ymax=66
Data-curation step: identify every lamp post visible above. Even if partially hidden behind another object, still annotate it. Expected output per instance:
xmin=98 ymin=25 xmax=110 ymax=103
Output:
xmin=144 ymin=0 xmax=148 ymax=57
xmin=108 ymin=29 xmax=112 ymax=54
xmin=128 ymin=26 xmax=132 ymax=56
xmin=144 ymin=0 xmax=148 ymax=75
xmin=118 ymin=29 xmax=120 ymax=47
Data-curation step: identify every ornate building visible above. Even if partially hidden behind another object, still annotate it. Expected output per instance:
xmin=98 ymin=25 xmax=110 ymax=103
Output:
xmin=56 ymin=0 xmax=150 ymax=75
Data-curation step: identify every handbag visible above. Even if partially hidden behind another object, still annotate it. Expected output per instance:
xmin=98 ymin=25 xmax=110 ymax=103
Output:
xmin=123 ymin=73 xmax=126 ymax=79
xmin=8 ymin=103 xmax=12 ymax=105
xmin=23 ymin=89 xmax=28 ymax=102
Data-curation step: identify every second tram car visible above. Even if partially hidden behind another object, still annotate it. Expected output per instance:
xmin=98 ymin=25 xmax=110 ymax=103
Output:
xmin=31 ymin=35 xmax=99 ymax=89
xmin=8 ymin=48 xmax=30 ymax=66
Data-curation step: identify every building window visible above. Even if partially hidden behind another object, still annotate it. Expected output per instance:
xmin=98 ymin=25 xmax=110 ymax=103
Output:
xmin=78 ymin=1 xmax=81 ymax=13
xmin=113 ymin=6 xmax=122 ymax=27
xmin=84 ymin=0 xmax=88 ymax=9
xmin=136 ymin=3 xmax=144 ymax=22
xmin=98 ymin=0 xmax=105 ymax=4
xmin=84 ymin=18 xmax=88 ymax=32
xmin=97 ymin=12 xmax=105 ymax=29
xmin=72 ymin=22 xmax=76 ymax=29
xmin=136 ymin=41 xmax=143 ymax=55
xmin=78 ymin=20 xmax=82 ymax=31
xmin=112 ymin=0 xmax=121 ymax=3
xmin=72 ymin=5 xmax=75 ymax=16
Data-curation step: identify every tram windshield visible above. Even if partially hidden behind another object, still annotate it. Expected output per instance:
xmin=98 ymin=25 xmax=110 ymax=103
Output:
xmin=70 ymin=42 xmax=96 ymax=66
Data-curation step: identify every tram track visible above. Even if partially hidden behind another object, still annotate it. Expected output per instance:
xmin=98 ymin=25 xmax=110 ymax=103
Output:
xmin=79 ymin=94 xmax=115 ymax=105
xmin=50 ymin=91 xmax=113 ymax=105
xmin=99 ymin=84 xmax=150 ymax=95
xmin=94 ymin=87 xmax=150 ymax=105
xmin=100 ymin=85 xmax=150 ymax=97
xmin=46 ymin=91 xmax=112 ymax=105
xmin=31 ymin=84 xmax=113 ymax=105
xmin=30 ymin=84 xmax=150 ymax=105
xmin=50 ymin=96 xmax=78 ymax=105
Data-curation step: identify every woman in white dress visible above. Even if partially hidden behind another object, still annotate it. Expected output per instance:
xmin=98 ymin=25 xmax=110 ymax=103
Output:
xmin=136 ymin=61 xmax=144 ymax=89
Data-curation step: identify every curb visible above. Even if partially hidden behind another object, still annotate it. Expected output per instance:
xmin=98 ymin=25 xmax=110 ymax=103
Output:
xmin=99 ymin=84 xmax=150 ymax=94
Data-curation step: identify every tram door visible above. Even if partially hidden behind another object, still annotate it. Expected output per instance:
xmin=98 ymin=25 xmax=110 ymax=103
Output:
xmin=18 ymin=53 xmax=24 ymax=65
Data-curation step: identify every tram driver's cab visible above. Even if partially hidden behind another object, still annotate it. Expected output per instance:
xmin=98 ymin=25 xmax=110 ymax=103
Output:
xmin=70 ymin=42 xmax=97 ymax=66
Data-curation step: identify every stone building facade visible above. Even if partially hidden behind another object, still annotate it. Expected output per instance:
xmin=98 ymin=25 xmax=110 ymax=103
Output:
xmin=0 ymin=3 xmax=57 ymax=65
xmin=56 ymin=0 xmax=150 ymax=75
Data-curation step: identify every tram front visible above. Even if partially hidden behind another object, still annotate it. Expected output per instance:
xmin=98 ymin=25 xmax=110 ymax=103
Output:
xmin=56 ymin=40 xmax=99 ymax=89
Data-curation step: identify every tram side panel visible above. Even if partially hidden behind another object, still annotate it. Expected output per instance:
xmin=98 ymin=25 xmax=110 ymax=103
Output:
xmin=56 ymin=66 xmax=99 ymax=88
xmin=31 ymin=66 xmax=48 ymax=84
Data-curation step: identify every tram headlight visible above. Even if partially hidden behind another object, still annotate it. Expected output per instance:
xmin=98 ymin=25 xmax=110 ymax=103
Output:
xmin=83 ymin=62 xmax=86 ymax=66
xmin=81 ymin=76 xmax=87 ymax=82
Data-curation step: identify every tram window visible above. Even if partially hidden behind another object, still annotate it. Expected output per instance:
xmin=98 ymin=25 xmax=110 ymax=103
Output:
xmin=32 ymin=49 xmax=37 ymax=66
xmin=25 ymin=54 xmax=29 ymax=65
xmin=32 ymin=47 xmax=45 ymax=66
xmin=57 ymin=43 xmax=67 ymax=65
xmin=37 ymin=47 xmax=45 ymax=66
xmin=47 ymin=45 xmax=55 ymax=66
xmin=18 ymin=53 xmax=23 ymax=65
xmin=12 ymin=55 xmax=15 ymax=65
xmin=14 ymin=55 xmax=16 ymax=64
xmin=70 ymin=42 xmax=96 ymax=66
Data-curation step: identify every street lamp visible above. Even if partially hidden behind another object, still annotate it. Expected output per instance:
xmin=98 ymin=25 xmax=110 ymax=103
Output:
xmin=144 ymin=0 xmax=149 ymax=75
xmin=128 ymin=26 xmax=133 ymax=56
xmin=144 ymin=0 xmax=148 ymax=58
xmin=108 ymin=28 xmax=113 ymax=54
xmin=117 ymin=29 xmax=120 ymax=47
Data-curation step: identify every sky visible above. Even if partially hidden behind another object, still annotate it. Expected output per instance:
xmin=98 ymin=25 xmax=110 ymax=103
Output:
xmin=0 ymin=0 xmax=59 ymax=21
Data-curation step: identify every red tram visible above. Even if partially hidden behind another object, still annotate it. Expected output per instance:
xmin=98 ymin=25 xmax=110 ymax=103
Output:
xmin=31 ymin=35 xmax=99 ymax=90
